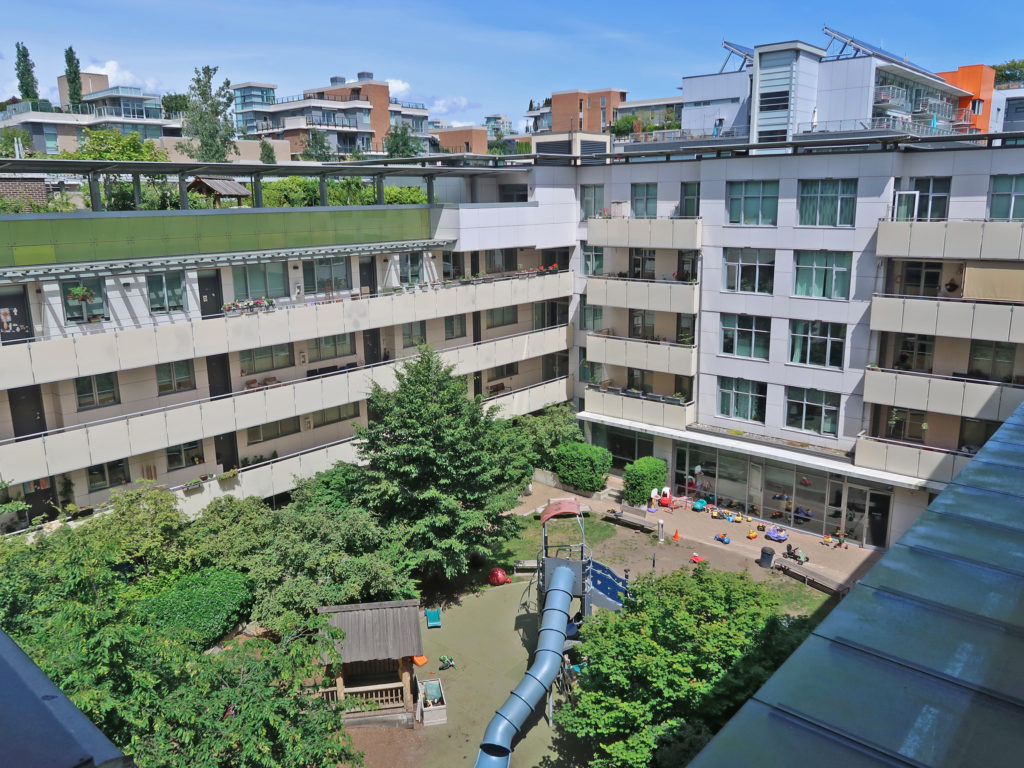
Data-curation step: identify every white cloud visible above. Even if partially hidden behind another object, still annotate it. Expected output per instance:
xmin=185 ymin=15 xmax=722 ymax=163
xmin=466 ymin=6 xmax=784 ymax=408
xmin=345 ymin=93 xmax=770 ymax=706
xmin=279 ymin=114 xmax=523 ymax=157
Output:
xmin=430 ymin=95 xmax=470 ymax=115
xmin=87 ymin=60 xmax=161 ymax=93
xmin=386 ymin=78 xmax=411 ymax=98
xmin=448 ymin=120 xmax=475 ymax=127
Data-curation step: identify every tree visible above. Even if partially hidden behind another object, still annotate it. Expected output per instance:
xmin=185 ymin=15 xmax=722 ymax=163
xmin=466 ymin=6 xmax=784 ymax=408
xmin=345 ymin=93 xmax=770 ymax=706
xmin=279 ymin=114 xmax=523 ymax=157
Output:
xmin=488 ymin=138 xmax=509 ymax=155
xmin=993 ymin=58 xmax=1024 ymax=85
xmin=14 ymin=42 xmax=38 ymax=100
xmin=515 ymin=403 xmax=584 ymax=469
xmin=61 ymin=127 xmax=167 ymax=161
xmin=259 ymin=138 xmax=276 ymax=164
xmin=160 ymin=92 xmax=189 ymax=114
xmin=556 ymin=567 xmax=812 ymax=768
xmin=529 ymin=99 xmax=535 ymax=111
xmin=384 ymin=123 xmax=420 ymax=158
xmin=301 ymin=129 xmax=335 ymax=161
xmin=63 ymin=46 xmax=82 ymax=106
xmin=0 ymin=126 xmax=32 ymax=158
xmin=354 ymin=347 xmax=534 ymax=579
xmin=347 ymin=146 xmax=366 ymax=161
xmin=622 ymin=456 xmax=667 ymax=506
xmin=177 ymin=65 xmax=237 ymax=163
xmin=610 ymin=114 xmax=640 ymax=138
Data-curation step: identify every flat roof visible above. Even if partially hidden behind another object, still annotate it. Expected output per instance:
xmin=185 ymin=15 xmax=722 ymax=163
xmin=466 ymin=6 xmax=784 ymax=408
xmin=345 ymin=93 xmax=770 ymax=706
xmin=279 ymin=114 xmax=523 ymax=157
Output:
xmin=233 ymin=81 xmax=277 ymax=90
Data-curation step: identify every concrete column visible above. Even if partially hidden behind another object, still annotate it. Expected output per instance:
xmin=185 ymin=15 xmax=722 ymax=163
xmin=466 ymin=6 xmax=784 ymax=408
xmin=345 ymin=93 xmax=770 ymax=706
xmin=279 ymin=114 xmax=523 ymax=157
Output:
xmin=375 ymin=175 xmax=384 ymax=205
xmin=132 ymin=174 xmax=142 ymax=210
xmin=178 ymin=174 xmax=189 ymax=210
xmin=253 ymin=175 xmax=263 ymax=208
xmin=469 ymin=175 xmax=478 ymax=203
xmin=319 ymin=175 xmax=328 ymax=206
xmin=88 ymin=173 xmax=103 ymax=212
xmin=426 ymin=176 xmax=435 ymax=204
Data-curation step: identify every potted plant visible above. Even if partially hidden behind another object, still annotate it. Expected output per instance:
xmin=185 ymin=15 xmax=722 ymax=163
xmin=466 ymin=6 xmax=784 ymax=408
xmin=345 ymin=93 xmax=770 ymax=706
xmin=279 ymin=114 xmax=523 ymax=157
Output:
xmin=217 ymin=468 xmax=239 ymax=483
xmin=664 ymin=394 xmax=683 ymax=405
xmin=182 ymin=479 xmax=202 ymax=492
xmin=67 ymin=285 xmax=96 ymax=304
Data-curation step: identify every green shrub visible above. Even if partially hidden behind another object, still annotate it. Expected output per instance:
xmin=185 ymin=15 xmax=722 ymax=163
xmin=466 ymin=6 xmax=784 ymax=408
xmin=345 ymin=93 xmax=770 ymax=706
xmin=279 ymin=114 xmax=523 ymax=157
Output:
xmin=137 ymin=568 xmax=252 ymax=649
xmin=622 ymin=456 xmax=668 ymax=506
xmin=552 ymin=442 xmax=612 ymax=493
xmin=515 ymin=404 xmax=583 ymax=469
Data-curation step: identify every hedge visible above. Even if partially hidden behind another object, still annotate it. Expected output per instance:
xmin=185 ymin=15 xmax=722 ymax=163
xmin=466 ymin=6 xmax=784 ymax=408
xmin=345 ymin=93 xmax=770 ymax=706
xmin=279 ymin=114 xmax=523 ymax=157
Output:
xmin=137 ymin=568 xmax=252 ymax=650
xmin=552 ymin=442 xmax=612 ymax=493
xmin=622 ymin=456 xmax=668 ymax=506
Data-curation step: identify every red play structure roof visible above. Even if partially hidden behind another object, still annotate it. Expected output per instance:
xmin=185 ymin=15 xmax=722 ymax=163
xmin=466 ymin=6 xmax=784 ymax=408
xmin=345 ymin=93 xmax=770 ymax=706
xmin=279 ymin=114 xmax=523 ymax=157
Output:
xmin=540 ymin=498 xmax=581 ymax=527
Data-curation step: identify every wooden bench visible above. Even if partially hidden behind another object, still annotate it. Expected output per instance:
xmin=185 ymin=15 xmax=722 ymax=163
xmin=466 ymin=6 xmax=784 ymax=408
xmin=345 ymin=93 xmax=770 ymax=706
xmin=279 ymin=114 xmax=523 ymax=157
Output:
xmin=774 ymin=562 xmax=851 ymax=596
xmin=513 ymin=559 xmax=539 ymax=575
xmin=601 ymin=509 xmax=657 ymax=532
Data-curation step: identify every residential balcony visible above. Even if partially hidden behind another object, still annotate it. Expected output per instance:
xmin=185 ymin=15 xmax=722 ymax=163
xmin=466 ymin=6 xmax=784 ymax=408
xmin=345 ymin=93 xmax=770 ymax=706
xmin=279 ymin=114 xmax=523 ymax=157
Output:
xmin=586 ymin=275 xmax=699 ymax=314
xmin=483 ymin=375 xmax=571 ymax=418
xmin=870 ymin=294 xmax=1024 ymax=342
xmin=873 ymin=85 xmax=909 ymax=110
xmin=586 ymin=331 xmax=697 ymax=377
xmin=863 ymin=367 xmax=1024 ymax=421
xmin=583 ymin=385 xmax=694 ymax=430
xmin=794 ymin=116 xmax=963 ymax=139
xmin=0 ymin=325 xmax=571 ymax=486
xmin=0 ymin=271 xmax=573 ymax=389
xmin=876 ymin=220 xmax=1024 ymax=260
xmin=854 ymin=435 xmax=972 ymax=485
xmin=584 ymin=216 xmax=701 ymax=250
xmin=433 ymin=203 xmax=578 ymax=251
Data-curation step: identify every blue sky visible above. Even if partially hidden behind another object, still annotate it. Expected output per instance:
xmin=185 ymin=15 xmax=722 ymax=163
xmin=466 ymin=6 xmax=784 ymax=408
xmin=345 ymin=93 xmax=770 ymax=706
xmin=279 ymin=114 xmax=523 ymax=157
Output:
xmin=3 ymin=1 xmax=1020 ymax=130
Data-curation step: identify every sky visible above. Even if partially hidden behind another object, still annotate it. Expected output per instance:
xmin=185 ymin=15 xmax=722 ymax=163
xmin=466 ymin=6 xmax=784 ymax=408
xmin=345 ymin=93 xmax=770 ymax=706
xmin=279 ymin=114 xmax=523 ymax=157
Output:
xmin=3 ymin=1 xmax=1021 ymax=131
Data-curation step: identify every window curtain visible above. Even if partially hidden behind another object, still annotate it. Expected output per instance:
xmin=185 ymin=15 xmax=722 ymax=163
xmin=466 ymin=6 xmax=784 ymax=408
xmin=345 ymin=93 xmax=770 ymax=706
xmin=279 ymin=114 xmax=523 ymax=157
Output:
xmin=819 ymin=180 xmax=839 ymax=225
xmin=790 ymin=321 xmax=807 ymax=363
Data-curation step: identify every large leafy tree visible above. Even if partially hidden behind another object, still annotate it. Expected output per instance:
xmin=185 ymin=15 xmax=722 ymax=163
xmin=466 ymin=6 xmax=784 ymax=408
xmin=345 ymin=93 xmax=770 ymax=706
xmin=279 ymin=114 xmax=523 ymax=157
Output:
xmin=384 ymin=122 xmax=420 ymax=157
xmin=61 ymin=127 xmax=167 ymax=161
xmin=515 ymin=403 xmax=584 ymax=469
xmin=993 ymin=58 xmax=1024 ymax=85
xmin=14 ymin=42 xmax=38 ymax=100
xmin=63 ymin=46 xmax=82 ymax=105
xmin=300 ymin=129 xmax=334 ymax=161
xmin=0 ymin=126 xmax=32 ymax=158
xmin=160 ymin=92 xmax=189 ymax=114
xmin=177 ymin=65 xmax=237 ymax=162
xmin=557 ymin=566 xmax=813 ymax=768
xmin=355 ymin=347 xmax=534 ymax=579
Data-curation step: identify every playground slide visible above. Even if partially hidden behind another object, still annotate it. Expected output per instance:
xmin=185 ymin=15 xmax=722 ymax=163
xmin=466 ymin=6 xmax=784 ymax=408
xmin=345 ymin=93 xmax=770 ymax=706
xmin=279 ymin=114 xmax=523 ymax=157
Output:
xmin=589 ymin=560 xmax=627 ymax=612
xmin=472 ymin=564 xmax=575 ymax=768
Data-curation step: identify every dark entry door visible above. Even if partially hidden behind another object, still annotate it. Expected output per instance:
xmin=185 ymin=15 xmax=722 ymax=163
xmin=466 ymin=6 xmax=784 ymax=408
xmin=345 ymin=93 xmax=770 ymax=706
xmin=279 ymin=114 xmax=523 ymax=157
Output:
xmin=363 ymin=329 xmax=382 ymax=365
xmin=198 ymin=269 xmax=224 ymax=317
xmin=206 ymin=354 xmax=232 ymax=398
xmin=358 ymin=257 xmax=377 ymax=295
xmin=9 ymin=385 xmax=46 ymax=440
xmin=214 ymin=433 xmax=239 ymax=472
xmin=0 ymin=285 xmax=33 ymax=343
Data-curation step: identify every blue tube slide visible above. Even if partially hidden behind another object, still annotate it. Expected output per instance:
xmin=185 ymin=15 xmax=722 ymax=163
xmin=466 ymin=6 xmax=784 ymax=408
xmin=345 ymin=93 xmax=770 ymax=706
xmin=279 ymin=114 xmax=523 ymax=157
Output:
xmin=473 ymin=564 xmax=575 ymax=768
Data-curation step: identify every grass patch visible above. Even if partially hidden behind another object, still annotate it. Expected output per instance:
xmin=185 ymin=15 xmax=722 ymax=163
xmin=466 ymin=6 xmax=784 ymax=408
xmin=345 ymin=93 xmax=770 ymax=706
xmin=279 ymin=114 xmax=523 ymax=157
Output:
xmin=492 ymin=517 xmax=619 ymax=568
xmin=764 ymin=573 xmax=838 ymax=618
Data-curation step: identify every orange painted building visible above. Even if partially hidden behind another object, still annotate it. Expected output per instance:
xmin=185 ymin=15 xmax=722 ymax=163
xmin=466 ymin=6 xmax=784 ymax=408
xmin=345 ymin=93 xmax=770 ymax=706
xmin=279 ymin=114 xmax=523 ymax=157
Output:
xmin=937 ymin=64 xmax=996 ymax=132
xmin=431 ymin=126 xmax=489 ymax=154
xmin=548 ymin=89 xmax=627 ymax=132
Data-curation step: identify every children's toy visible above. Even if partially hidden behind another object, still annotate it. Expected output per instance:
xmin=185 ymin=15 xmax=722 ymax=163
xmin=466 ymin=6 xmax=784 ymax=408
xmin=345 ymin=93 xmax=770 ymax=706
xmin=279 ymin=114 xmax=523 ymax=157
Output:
xmin=488 ymin=567 xmax=510 ymax=586
xmin=693 ymin=499 xmax=707 ymax=512
xmin=765 ymin=526 xmax=789 ymax=543
xmin=757 ymin=523 xmax=766 ymax=532
xmin=425 ymin=607 xmax=442 ymax=628
xmin=658 ymin=487 xmax=672 ymax=506
xmin=690 ymin=553 xmax=706 ymax=563
xmin=784 ymin=544 xmax=809 ymax=564
xmin=714 ymin=532 xmax=731 ymax=544
xmin=439 ymin=654 xmax=457 ymax=670
xmin=746 ymin=529 xmax=758 ymax=540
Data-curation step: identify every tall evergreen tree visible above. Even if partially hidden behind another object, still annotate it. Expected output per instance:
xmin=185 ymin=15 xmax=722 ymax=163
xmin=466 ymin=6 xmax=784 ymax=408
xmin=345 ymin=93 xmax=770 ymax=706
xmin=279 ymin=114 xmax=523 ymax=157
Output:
xmin=63 ymin=46 xmax=82 ymax=105
xmin=258 ymin=138 xmax=276 ymax=164
xmin=14 ymin=42 xmax=39 ymax=100
xmin=177 ymin=65 xmax=237 ymax=163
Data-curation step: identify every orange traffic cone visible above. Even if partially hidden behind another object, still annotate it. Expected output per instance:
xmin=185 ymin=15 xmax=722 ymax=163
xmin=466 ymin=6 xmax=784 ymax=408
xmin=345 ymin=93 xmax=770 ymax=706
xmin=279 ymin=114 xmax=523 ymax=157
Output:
xmin=672 ymin=529 xmax=680 ymax=541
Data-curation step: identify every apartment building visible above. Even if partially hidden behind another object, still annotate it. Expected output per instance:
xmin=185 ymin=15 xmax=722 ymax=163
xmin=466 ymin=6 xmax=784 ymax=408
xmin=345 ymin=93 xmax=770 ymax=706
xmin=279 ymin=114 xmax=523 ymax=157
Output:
xmin=430 ymin=125 xmax=489 ymax=154
xmin=525 ymin=88 xmax=627 ymax=134
xmin=612 ymin=96 xmax=683 ymax=127
xmin=233 ymin=73 xmax=433 ymax=158
xmin=484 ymin=114 xmax=513 ymax=140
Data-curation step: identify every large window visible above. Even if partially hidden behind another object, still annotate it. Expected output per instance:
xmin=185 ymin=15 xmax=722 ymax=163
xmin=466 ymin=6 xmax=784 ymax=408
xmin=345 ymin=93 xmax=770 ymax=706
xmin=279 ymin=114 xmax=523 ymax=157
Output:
xmin=723 ymin=248 xmax=774 ymax=293
xmin=303 ymin=257 xmax=351 ymax=294
xmin=402 ymin=321 xmax=427 ymax=348
xmin=485 ymin=248 xmax=516 ymax=274
xmin=794 ymin=251 xmax=851 ymax=299
xmin=785 ymin=387 xmax=840 ymax=435
xmin=581 ymin=184 xmax=605 ymax=220
xmin=910 ymin=177 xmax=951 ymax=221
xmin=898 ymin=261 xmax=943 ymax=297
xmin=489 ymin=362 xmax=519 ymax=380
xmin=989 ymin=174 xmax=1024 ymax=220
xmin=239 ymin=344 xmax=294 ymax=376
xmin=397 ymin=253 xmax=423 ymax=285
xmin=628 ymin=309 xmax=655 ymax=339
xmin=166 ymin=441 xmax=204 ymax=470
xmin=676 ymin=251 xmax=698 ymax=282
xmin=147 ymin=272 xmax=186 ymax=313
xmin=631 ymin=183 xmax=657 ymax=219
xmin=720 ymin=314 xmax=770 ymax=359
xmin=486 ymin=306 xmax=518 ymax=329
xmin=676 ymin=314 xmax=696 ymax=345
xmin=968 ymin=340 xmax=1015 ymax=382
xmin=233 ymin=262 xmax=288 ymax=300
xmin=445 ymin=314 xmax=466 ymax=340
xmin=156 ymin=360 xmax=196 ymax=394
xmin=892 ymin=333 xmax=934 ymax=373
xmin=75 ymin=373 xmax=119 ymax=409
xmin=629 ymin=248 xmax=655 ymax=280
xmin=442 ymin=252 xmax=464 ymax=280
xmin=789 ymin=320 xmax=846 ymax=368
xmin=726 ymin=180 xmax=778 ymax=225
xmin=679 ymin=182 xmax=700 ymax=218
xmin=718 ymin=377 xmax=767 ymax=423
xmin=62 ymin=278 xmax=106 ymax=322
xmin=312 ymin=402 xmax=359 ymax=427
xmin=580 ymin=296 xmax=603 ymax=331
xmin=959 ymin=418 xmax=1000 ymax=452
xmin=247 ymin=416 xmax=301 ymax=445
xmin=579 ymin=349 xmax=603 ymax=384
xmin=798 ymin=179 xmax=857 ymax=226
xmin=886 ymin=407 xmax=927 ymax=443
xmin=308 ymin=333 xmax=355 ymax=362
xmin=582 ymin=244 xmax=604 ymax=276
xmin=87 ymin=458 xmax=129 ymax=492
xmin=627 ymin=367 xmax=653 ymax=393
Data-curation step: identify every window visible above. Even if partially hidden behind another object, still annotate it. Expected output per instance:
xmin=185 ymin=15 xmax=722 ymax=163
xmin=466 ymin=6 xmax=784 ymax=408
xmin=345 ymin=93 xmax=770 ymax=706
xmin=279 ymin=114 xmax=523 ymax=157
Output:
xmin=581 ymin=185 xmax=605 ymax=220
xmin=886 ymin=407 xmax=926 ymax=443
xmin=628 ymin=309 xmax=655 ymax=339
xmin=629 ymin=248 xmax=655 ymax=280
xmin=233 ymin=262 xmax=288 ymax=300
xmin=489 ymin=362 xmax=519 ymax=380
xmin=312 ymin=402 xmax=359 ymax=427
xmin=442 ymin=252 xmax=464 ymax=280
xmin=445 ymin=314 xmax=466 ymax=340
xmin=627 ymin=368 xmax=653 ymax=393
xmin=910 ymin=177 xmax=951 ymax=221
xmin=239 ymin=344 xmax=293 ymax=376
xmin=43 ymin=125 xmax=58 ymax=155
xmin=793 ymin=251 xmax=851 ymax=299
xmin=247 ymin=416 xmax=301 ymax=445
xmin=303 ymin=257 xmax=351 ymax=294
xmin=959 ymin=417 xmax=999 ymax=451
xmin=308 ymin=333 xmax=355 ymax=362
xmin=600 ymin=96 xmax=606 ymax=107
xmin=582 ymin=244 xmax=604 ymax=276
xmin=87 ymin=459 xmax=129 ymax=492
xmin=971 ymin=98 xmax=984 ymax=115
xmin=899 ymin=261 xmax=942 ymax=297
xmin=62 ymin=277 xmax=106 ymax=322
xmin=674 ymin=375 xmax=693 ymax=401
xmin=785 ymin=387 xmax=840 ymax=435
xmin=798 ymin=179 xmax=857 ymax=226
xmin=723 ymin=248 xmax=774 ymax=293
xmin=485 ymin=248 xmax=516 ymax=274
xmin=579 ymin=349 xmax=603 ymax=384
xmin=759 ymin=90 xmax=789 ymax=112
xmin=147 ymin=272 xmax=186 ymax=312
xmin=968 ymin=340 xmax=1015 ymax=382
xmin=166 ymin=441 xmax=204 ymax=470
xmin=718 ymin=377 xmax=767 ymax=423
xmin=679 ymin=182 xmax=700 ymax=218
xmin=631 ymin=183 xmax=657 ymax=219
xmin=498 ymin=185 xmax=527 ymax=202
xmin=726 ymin=180 xmax=778 ymax=225
xmin=676 ymin=314 xmax=696 ymax=345
xmin=676 ymin=251 xmax=698 ymax=282
xmin=397 ymin=253 xmax=423 ymax=285
xmin=156 ymin=360 xmax=196 ymax=393
xmin=892 ymin=333 xmax=934 ymax=373
xmin=789 ymin=320 xmax=846 ymax=368
xmin=402 ymin=321 xmax=427 ymax=348
xmin=75 ymin=373 xmax=119 ymax=409
xmin=989 ymin=174 xmax=1024 ymax=220
xmin=486 ymin=305 xmax=518 ymax=329
xmin=721 ymin=314 xmax=770 ymax=359
xmin=580 ymin=296 xmax=603 ymax=331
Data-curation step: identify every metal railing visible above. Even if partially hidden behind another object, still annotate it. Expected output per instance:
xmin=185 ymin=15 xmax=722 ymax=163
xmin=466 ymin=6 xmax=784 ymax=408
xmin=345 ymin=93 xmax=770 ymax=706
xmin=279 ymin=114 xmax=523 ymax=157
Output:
xmin=585 ymin=273 xmax=698 ymax=285
xmin=589 ymin=330 xmax=695 ymax=348
xmin=482 ymin=375 xmax=569 ymax=402
xmin=795 ymin=116 xmax=965 ymax=138
xmin=867 ymin=365 xmax=1024 ymax=389
xmin=858 ymin=433 xmax=974 ymax=457
xmin=873 ymin=85 xmax=909 ymax=109
xmin=390 ymin=97 xmax=426 ymax=110
xmin=915 ymin=97 xmax=956 ymax=121
xmin=273 ymin=92 xmax=364 ymax=105
xmin=306 ymin=116 xmax=358 ymax=128
xmin=615 ymin=126 xmax=750 ymax=144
